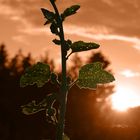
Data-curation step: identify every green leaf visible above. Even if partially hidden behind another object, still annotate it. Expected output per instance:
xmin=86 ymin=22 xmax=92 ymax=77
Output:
xmin=61 ymin=5 xmax=80 ymax=21
xmin=50 ymin=72 xmax=59 ymax=85
xmin=63 ymin=134 xmax=70 ymax=140
xmin=20 ymin=62 xmax=51 ymax=87
xmin=66 ymin=39 xmax=72 ymax=46
xmin=46 ymin=107 xmax=56 ymax=116
xmin=41 ymin=93 xmax=57 ymax=108
xmin=41 ymin=8 xmax=55 ymax=24
xmin=52 ymin=39 xmax=61 ymax=45
xmin=77 ymin=62 xmax=115 ymax=89
xmin=65 ymin=39 xmax=72 ymax=51
xmin=44 ymin=93 xmax=57 ymax=124
xmin=50 ymin=22 xmax=59 ymax=35
xmin=21 ymin=93 xmax=56 ymax=115
xmin=46 ymin=108 xmax=57 ymax=124
xmin=44 ymin=20 xmax=50 ymax=25
xmin=21 ymin=100 xmax=45 ymax=115
xmin=46 ymin=106 xmax=58 ymax=125
xmin=52 ymin=39 xmax=72 ymax=51
xmin=71 ymin=41 xmax=100 ymax=53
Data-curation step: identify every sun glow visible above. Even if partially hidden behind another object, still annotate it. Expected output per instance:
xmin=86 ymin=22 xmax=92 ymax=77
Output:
xmin=110 ymin=87 xmax=140 ymax=112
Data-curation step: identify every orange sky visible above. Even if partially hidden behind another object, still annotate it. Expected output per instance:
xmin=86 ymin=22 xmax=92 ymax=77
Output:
xmin=0 ymin=0 xmax=140 ymax=107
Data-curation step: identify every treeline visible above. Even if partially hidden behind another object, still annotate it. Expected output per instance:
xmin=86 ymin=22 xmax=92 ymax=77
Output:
xmin=0 ymin=44 xmax=140 ymax=140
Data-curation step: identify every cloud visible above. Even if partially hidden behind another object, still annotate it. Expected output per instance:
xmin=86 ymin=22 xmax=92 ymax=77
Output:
xmin=17 ymin=23 xmax=140 ymax=51
xmin=12 ymin=35 xmax=30 ymax=46
xmin=101 ymin=0 xmax=114 ymax=6
xmin=0 ymin=3 xmax=24 ymax=22
xmin=0 ymin=0 xmax=50 ymax=26
xmin=19 ymin=27 xmax=50 ymax=35
xmin=1 ymin=0 xmax=140 ymax=50
xmin=0 ymin=3 xmax=33 ymax=29
xmin=120 ymin=69 xmax=140 ymax=78
xmin=1 ymin=0 xmax=140 ymax=39
xmin=1 ymin=0 xmax=140 ymax=40
xmin=64 ymin=24 xmax=140 ymax=50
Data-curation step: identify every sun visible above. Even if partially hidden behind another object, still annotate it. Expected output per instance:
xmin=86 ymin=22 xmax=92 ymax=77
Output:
xmin=110 ymin=87 xmax=140 ymax=112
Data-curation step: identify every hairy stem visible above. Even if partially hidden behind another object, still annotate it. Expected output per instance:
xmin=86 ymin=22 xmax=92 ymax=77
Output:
xmin=50 ymin=1 xmax=68 ymax=140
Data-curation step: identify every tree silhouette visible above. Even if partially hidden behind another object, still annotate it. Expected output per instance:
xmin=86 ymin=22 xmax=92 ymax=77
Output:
xmin=87 ymin=51 xmax=110 ymax=69
xmin=0 ymin=44 xmax=8 ymax=67
xmin=0 ymin=43 xmax=139 ymax=140
xmin=0 ymin=44 xmax=9 ymax=81
xmin=21 ymin=53 xmax=33 ymax=70
xmin=68 ymin=54 xmax=82 ymax=79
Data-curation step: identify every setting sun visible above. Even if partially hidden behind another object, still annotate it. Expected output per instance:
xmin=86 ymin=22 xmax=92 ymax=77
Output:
xmin=110 ymin=87 xmax=140 ymax=112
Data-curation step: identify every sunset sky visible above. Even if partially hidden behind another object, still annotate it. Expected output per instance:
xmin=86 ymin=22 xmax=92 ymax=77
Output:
xmin=0 ymin=0 xmax=140 ymax=110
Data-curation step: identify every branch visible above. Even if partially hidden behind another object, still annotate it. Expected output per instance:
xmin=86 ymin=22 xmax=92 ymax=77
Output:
xmin=66 ymin=52 xmax=73 ymax=60
xmin=50 ymin=0 xmax=60 ymax=21
xmin=69 ymin=79 xmax=78 ymax=89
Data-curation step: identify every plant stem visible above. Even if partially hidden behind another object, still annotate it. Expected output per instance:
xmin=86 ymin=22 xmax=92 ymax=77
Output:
xmin=69 ymin=79 xmax=78 ymax=89
xmin=66 ymin=52 xmax=73 ymax=60
xmin=50 ymin=1 xmax=68 ymax=140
